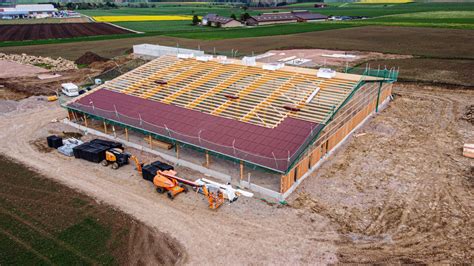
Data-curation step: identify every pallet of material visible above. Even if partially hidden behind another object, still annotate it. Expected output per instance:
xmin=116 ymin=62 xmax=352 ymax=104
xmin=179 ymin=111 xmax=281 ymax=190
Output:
xmin=144 ymin=137 xmax=173 ymax=150
xmin=463 ymin=143 xmax=474 ymax=158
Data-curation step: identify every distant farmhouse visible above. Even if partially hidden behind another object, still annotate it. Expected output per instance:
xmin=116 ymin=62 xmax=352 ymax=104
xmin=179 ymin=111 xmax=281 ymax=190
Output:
xmin=246 ymin=11 xmax=327 ymax=26
xmin=0 ymin=4 xmax=58 ymax=19
xmin=201 ymin=14 xmax=242 ymax=28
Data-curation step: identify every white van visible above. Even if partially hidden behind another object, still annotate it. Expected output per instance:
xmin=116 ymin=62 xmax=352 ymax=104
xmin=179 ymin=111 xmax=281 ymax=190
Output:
xmin=61 ymin=83 xmax=79 ymax=97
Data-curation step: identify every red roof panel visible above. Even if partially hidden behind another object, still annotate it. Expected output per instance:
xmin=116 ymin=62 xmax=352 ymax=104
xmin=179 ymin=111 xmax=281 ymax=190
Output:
xmin=69 ymin=89 xmax=322 ymax=172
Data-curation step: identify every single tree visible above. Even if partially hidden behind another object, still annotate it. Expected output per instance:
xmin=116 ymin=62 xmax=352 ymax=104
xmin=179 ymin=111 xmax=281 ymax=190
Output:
xmin=230 ymin=13 xmax=237 ymax=20
xmin=240 ymin=12 xmax=250 ymax=22
xmin=192 ymin=15 xmax=200 ymax=25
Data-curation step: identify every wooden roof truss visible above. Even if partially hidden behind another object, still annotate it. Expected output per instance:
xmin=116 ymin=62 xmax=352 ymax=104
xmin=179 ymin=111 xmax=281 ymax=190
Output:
xmin=104 ymin=55 xmax=358 ymax=128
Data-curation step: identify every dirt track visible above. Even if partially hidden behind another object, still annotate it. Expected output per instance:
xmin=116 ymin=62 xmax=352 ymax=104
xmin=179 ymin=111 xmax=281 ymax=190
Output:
xmin=0 ymin=83 xmax=472 ymax=263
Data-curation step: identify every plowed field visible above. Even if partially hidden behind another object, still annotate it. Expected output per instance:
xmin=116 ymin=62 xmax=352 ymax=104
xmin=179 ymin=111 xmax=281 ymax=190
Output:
xmin=0 ymin=23 xmax=133 ymax=42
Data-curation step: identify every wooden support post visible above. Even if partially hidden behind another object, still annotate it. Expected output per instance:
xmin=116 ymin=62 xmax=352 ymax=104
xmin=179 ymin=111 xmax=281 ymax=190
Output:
xmin=176 ymin=144 xmax=179 ymax=159
xmin=84 ymin=114 xmax=88 ymax=127
xmin=125 ymin=128 xmax=129 ymax=141
xmin=205 ymin=151 xmax=210 ymax=168
xmin=103 ymin=121 xmax=107 ymax=134
xmin=67 ymin=111 xmax=71 ymax=121
xmin=240 ymin=161 xmax=244 ymax=180
xmin=72 ymin=111 xmax=78 ymax=122
xmin=149 ymin=135 xmax=153 ymax=149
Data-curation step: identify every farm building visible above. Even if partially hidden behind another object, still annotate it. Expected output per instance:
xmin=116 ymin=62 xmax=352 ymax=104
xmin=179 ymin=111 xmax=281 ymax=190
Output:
xmin=63 ymin=54 xmax=397 ymax=199
xmin=246 ymin=12 xmax=298 ymax=26
xmin=292 ymin=11 xmax=328 ymax=22
xmin=201 ymin=14 xmax=242 ymax=28
xmin=0 ymin=4 xmax=57 ymax=19
xmin=246 ymin=11 xmax=327 ymax=25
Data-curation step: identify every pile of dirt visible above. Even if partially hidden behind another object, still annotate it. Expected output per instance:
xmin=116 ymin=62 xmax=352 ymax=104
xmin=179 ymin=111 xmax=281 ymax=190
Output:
xmin=0 ymin=53 xmax=76 ymax=71
xmin=75 ymin=51 xmax=109 ymax=66
xmin=0 ymin=68 xmax=102 ymax=98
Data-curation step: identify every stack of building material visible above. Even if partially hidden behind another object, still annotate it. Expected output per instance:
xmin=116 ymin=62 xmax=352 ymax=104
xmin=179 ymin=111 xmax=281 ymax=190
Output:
xmin=141 ymin=160 xmax=174 ymax=182
xmin=90 ymin=139 xmax=122 ymax=149
xmin=72 ymin=139 xmax=122 ymax=163
xmin=47 ymin=135 xmax=63 ymax=149
xmin=463 ymin=143 xmax=474 ymax=158
xmin=57 ymin=138 xmax=83 ymax=157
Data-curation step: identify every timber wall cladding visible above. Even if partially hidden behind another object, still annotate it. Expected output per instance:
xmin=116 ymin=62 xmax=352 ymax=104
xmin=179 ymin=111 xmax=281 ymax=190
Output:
xmin=280 ymin=82 xmax=392 ymax=193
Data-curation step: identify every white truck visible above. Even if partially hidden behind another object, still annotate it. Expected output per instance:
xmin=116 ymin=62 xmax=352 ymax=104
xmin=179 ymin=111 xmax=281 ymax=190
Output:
xmin=61 ymin=83 xmax=79 ymax=97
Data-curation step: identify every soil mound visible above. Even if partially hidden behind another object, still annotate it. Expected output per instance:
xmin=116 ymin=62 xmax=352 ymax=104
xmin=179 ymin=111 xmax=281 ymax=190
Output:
xmin=75 ymin=52 xmax=108 ymax=65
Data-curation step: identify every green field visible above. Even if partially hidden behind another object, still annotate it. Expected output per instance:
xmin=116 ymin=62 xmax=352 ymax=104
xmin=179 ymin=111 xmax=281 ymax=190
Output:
xmin=0 ymin=155 xmax=129 ymax=264
xmin=79 ymin=4 xmax=244 ymax=17
xmin=82 ymin=2 xmax=474 ymax=36
xmin=114 ymin=20 xmax=214 ymax=33
xmin=345 ymin=10 xmax=474 ymax=29
xmin=0 ymin=2 xmax=472 ymax=47
xmin=167 ymin=22 xmax=356 ymax=40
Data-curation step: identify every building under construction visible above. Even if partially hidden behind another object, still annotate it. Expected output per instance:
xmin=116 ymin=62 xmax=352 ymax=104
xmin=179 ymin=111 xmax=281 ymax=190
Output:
xmin=64 ymin=54 xmax=397 ymax=198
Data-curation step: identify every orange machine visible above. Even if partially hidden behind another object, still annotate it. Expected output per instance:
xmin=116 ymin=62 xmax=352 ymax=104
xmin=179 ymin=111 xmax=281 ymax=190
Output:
xmin=130 ymin=155 xmax=143 ymax=173
xmin=202 ymin=184 xmax=225 ymax=210
xmin=153 ymin=170 xmax=188 ymax=199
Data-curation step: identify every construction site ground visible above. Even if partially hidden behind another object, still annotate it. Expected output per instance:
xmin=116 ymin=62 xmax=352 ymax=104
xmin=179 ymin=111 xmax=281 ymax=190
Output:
xmin=255 ymin=49 xmax=412 ymax=69
xmin=0 ymin=82 xmax=472 ymax=263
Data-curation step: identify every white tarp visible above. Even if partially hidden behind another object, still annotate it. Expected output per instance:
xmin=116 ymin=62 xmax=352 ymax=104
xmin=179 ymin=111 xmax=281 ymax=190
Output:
xmin=133 ymin=44 xmax=205 ymax=58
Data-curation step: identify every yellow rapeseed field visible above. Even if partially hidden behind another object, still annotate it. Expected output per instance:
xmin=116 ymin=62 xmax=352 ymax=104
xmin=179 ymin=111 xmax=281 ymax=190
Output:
xmin=93 ymin=15 xmax=195 ymax=22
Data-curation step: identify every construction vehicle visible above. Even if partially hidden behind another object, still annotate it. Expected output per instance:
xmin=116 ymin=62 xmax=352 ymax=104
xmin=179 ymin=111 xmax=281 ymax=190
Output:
xmin=202 ymin=184 xmax=225 ymax=210
xmin=131 ymin=158 xmax=191 ymax=200
xmin=153 ymin=169 xmax=189 ymax=199
xmin=101 ymin=148 xmax=130 ymax=169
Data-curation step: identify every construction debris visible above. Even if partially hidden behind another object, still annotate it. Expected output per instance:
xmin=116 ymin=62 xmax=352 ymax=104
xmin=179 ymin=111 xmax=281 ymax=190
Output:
xmin=0 ymin=53 xmax=77 ymax=71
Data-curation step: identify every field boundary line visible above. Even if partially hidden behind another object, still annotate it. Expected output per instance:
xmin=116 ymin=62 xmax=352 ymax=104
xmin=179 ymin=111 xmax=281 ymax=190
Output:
xmin=104 ymin=22 xmax=144 ymax=34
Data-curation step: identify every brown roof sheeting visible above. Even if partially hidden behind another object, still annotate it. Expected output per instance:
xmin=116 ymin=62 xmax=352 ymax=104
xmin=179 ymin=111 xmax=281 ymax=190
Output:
xmin=250 ymin=12 xmax=297 ymax=22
